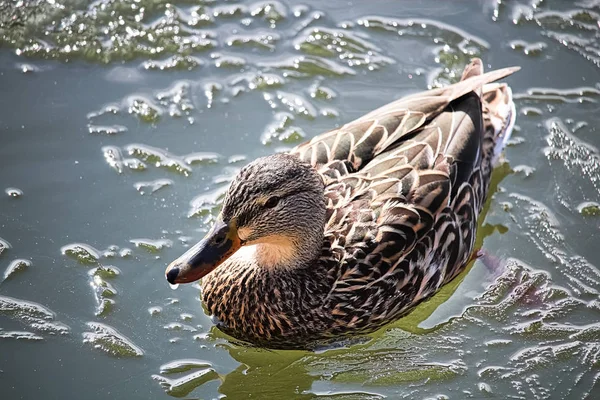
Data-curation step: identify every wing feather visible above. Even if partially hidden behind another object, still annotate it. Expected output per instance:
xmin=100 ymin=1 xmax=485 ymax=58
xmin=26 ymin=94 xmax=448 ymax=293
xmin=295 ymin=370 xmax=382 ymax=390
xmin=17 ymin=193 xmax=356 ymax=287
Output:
xmin=310 ymin=59 xmax=518 ymax=328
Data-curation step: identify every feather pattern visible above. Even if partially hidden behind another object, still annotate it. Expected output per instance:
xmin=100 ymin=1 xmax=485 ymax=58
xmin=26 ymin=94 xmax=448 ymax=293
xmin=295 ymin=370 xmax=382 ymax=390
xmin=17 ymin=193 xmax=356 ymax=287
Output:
xmin=201 ymin=59 xmax=519 ymax=348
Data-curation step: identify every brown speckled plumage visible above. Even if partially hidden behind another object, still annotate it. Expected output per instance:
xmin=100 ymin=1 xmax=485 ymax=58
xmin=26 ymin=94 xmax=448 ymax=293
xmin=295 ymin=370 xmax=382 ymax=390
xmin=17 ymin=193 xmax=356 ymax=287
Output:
xmin=179 ymin=59 xmax=518 ymax=349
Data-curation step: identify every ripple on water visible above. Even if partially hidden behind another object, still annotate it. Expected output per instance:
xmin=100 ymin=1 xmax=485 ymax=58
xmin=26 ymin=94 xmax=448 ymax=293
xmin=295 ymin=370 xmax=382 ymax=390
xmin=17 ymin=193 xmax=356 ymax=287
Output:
xmin=261 ymin=111 xmax=306 ymax=145
xmin=61 ymin=243 xmax=101 ymax=265
xmin=130 ymin=238 xmax=173 ymax=253
xmin=0 ymin=295 xmax=53 ymax=319
xmin=5 ymin=187 xmax=23 ymax=197
xmin=163 ymin=322 xmax=197 ymax=333
xmin=188 ymin=185 xmax=229 ymax=219
xmin=0 ymin=330 xmax=44 ymax=341
xmin=88 ymin=266 xmax=121 ymax=316
xmin=514 ymin=86 xmax=600 ymax=104
xmin=228 ymin=155 xmax=247 ymax=164
xmin=512 ymin=164 xmax=536 ymax=178
xmin=0 ymin=237 xmax=11 ymax=256
xmin=227 ymin=31 xmax=280 ymax=50
xmin=291 ymin=257 xmax=600 ymax=398
xmin=152 ymin=358 xmax=219 ymax=398
xmin=1 ymin=0 xmax=217 ymax=63
xmin=486 ymin=274 xmax=600 ymax=398
xmin=125 ymin=144 xmax=192 ymax=176
xmin=134 ymin=179 xmax=173 ymax=195
xmin=17 ymin=63 xmax=39 ymax=73
xmin=545 ymin=119 xmax=600 ymax=198
xmin=250 ymin=1 xmax=288 ymax=26
xmin=310 ymin=83 xmax=337 ymax=100
xmin=180 ymin=313 xmax=194 ymax=321
xmin=269 ymin=91 xmax=318 ymax=119
xmin=89 ymin=80 xmax=199 ymax=130
xmin=82 ymin=322 xmax=144 ymax=357
xmin=213 ymin=53 xmax=247 ymax=69
xmin=301 ymin=332 xmax=465 ymax=386
xmin=509 ymin=39 xmax=548 ymax=56
xmin=142 ymin=55 xmax=205 ymax=71
xmin=87 ymin=124 xmax=128 ymax=136
xmin=295 ymin=26 xmax=394 ymax=71
xmin=511 ymin=3 xmax=600 ymax=68
xmin=89 ymin=265 xmax=121 ymax=280
xmin=102 ymin=146 xmax=147 ymax=174
xmin=160 ymin=359 xmax=213 ymax=374
xmin=127 ymin=97 xmax=162 ymax=124
xmin=149 ymin=306 xmax=163 ymax=316
xmin=578 ymin=201 xmax=600 ymax=217
xmin=87 ymin=104 xmax=119 ymax=119
xmin=520 ymin=106 xmax=543 ymax=117
xmin=0 ymin=295 xmax=70 ymax=337
xmin=61 ymin=243 xmax=133 ymax=268
xmin=66 ymin=0 xmax=432 ymax=174
xmin=264 ymin=55 xmax=356 ymax=78
xmin=506 ymin=193 xmax=600 ymax=298
xmin=355 ymin=16 xmax=489 ymax=85
xmin=183 ymin=152 xmax=220 ymax=166
xmin=230 ymin=71 xmax=286 ymax=92
xmin=157 ymin=81 xmax=196 ymax=118
xmin=3 ymin=258 xmax=32 ymax=281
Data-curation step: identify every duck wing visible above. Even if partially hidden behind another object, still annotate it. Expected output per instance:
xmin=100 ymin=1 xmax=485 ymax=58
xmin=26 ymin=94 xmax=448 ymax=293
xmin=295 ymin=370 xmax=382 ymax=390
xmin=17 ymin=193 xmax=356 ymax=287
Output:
xmin=290 ymin=59 xmax=519 ymax=172
xmin=310 ymin=59 xmax=518 ymax=326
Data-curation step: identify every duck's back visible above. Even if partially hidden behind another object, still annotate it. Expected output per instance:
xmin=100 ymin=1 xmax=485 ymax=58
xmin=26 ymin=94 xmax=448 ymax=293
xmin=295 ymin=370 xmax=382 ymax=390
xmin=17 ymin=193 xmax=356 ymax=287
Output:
xmin=290 ymin=58 xmax=517 ymax=335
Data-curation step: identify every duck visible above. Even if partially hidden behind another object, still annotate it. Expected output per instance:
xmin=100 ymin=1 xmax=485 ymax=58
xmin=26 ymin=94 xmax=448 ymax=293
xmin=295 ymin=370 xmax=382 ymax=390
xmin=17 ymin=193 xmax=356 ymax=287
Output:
xmin=165 ymin=58 xmax=519 ymax=349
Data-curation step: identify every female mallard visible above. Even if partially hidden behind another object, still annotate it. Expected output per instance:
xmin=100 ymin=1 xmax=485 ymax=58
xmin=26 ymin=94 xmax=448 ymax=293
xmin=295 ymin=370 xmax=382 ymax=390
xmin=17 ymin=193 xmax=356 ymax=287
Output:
xmin=166 ymin=58 xmax=519 ymax=348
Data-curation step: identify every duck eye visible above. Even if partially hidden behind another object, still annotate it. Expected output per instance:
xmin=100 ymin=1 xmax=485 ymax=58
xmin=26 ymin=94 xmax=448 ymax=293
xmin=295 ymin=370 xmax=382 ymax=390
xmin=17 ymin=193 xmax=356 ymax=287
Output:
xmin=264 ymin=196 xmax=280 ymax=208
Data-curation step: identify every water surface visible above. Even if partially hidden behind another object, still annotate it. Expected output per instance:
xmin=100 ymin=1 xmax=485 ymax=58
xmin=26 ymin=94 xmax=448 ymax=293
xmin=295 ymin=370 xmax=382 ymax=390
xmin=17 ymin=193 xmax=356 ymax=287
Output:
xmin=1 ymin=0 xmax=599 ymax=399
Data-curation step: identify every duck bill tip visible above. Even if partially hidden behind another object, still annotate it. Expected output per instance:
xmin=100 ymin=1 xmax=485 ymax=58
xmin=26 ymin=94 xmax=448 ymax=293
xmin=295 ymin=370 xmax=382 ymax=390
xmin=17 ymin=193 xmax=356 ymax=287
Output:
xmin=165 ymin=219 xmax=241 ymax=285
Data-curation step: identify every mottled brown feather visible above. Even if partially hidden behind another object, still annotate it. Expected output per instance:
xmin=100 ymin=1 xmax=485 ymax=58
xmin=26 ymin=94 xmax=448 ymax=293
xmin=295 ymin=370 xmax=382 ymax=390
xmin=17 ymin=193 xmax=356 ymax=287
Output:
xmin=201 ymin=59 xmax=519 ymax=348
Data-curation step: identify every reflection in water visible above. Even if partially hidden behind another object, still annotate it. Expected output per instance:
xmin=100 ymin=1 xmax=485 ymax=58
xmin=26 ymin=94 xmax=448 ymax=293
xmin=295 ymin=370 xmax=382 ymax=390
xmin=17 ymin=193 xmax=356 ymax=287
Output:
xmin=1 ymin=0 xmax=600 ymax=399
xmin=206 ymin=252 xmax=600 ymax=399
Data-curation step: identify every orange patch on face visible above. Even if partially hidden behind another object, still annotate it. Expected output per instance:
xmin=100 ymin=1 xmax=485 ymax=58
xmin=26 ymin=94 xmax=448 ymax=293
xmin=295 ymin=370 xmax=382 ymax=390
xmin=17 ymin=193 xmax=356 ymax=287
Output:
xmin=239 ymin=234 xmax=298 ymax=268
xmin=237 ymin=226 xmax=252 ymax=242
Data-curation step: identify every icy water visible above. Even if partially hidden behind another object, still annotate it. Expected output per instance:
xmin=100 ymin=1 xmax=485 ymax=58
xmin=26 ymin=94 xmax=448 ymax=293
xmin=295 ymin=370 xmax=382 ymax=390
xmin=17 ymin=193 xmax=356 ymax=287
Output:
xmin=1 ymin=0 xmax=599 ymax=398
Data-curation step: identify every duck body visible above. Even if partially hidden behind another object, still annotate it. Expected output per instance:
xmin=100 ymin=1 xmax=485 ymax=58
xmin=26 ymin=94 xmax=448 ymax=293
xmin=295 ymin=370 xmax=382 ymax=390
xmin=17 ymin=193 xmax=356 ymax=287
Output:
xmin=167 ymin=59 xmax=519 ymax=349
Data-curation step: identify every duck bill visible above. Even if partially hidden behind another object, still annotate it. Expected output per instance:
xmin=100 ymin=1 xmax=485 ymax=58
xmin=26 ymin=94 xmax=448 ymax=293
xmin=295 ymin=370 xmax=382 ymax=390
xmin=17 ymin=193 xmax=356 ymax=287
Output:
xmin=165 ymin=219 xmax=241 ymax=284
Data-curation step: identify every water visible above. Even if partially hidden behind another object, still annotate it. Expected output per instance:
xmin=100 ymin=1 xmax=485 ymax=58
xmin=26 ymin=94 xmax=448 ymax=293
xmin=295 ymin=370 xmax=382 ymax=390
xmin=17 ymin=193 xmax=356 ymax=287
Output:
xmin=0 ymin=0 xmax=599 ymax=398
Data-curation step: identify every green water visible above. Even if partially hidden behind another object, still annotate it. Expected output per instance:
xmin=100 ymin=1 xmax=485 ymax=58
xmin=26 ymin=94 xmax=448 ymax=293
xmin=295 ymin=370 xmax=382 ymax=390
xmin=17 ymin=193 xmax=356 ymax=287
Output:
xmin=1 ymin=0 xmax=599 ymax=398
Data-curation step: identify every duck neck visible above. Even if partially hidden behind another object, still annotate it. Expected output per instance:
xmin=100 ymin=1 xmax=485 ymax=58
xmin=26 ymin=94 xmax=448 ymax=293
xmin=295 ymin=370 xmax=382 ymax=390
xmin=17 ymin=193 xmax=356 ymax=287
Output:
xmin=202 ymin=237 xmax=332 ymax=346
